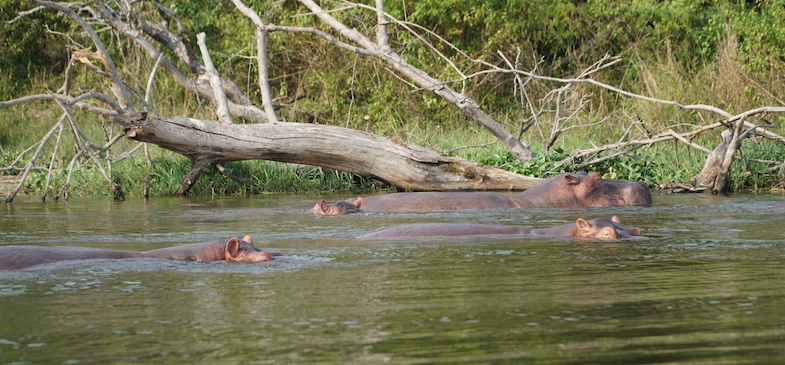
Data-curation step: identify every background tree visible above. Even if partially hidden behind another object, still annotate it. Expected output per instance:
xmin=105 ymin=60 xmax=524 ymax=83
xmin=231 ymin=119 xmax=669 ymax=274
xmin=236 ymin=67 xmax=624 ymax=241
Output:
xmin=1 ymin=0 xmax=784 ymax=201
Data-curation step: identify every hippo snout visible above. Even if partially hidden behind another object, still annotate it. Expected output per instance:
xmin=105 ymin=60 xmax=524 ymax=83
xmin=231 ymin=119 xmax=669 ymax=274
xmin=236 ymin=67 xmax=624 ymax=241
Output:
xmin=620 ymin=182 xmax=652 ymax=206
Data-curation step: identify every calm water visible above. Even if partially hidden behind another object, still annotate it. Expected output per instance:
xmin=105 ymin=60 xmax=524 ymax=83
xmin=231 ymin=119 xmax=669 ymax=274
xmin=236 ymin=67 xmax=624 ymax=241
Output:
xmin=0 ymin=192 xmax=784 ymax=364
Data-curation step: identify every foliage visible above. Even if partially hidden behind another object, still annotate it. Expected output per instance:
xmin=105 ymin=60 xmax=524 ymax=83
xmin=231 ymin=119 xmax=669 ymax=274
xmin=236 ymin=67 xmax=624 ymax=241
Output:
xmin=0 ymin=0 xmax=76 ymax=100
xmin=2 ymin=0 xmax=785 ymax=197
xmin=14 ymin=151 xmax=381 ymax=199
xmin=458 ymin=145 xmax=665 ymax=187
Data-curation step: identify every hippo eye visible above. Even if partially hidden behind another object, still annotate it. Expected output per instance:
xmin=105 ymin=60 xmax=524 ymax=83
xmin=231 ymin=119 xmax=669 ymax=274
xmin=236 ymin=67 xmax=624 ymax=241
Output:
xmin=602 ymin=229 xmax=617 ymax=240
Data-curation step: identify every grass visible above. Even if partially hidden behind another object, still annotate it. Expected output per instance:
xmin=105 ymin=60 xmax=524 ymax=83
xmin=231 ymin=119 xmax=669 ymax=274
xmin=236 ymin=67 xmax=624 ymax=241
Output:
xmin=2 ymin=110 xmax=784 ymax=199
xmin=2 ymin=24 xmax=785 ymax=199
xmin=2 ymin=91 xmax=784 ymax=199
xmin=10 ymin=149 xmax=386 ymax=199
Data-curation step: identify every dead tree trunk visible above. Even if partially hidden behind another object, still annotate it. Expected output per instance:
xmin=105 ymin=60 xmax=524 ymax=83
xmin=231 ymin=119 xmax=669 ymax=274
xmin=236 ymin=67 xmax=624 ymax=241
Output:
xmin=687 ymin=111 xmax=781 ymax=193
xmin=111 ymin=112 xmax=543 ymax=194
xmin=689 ymin=129 xmax=738 ymax=193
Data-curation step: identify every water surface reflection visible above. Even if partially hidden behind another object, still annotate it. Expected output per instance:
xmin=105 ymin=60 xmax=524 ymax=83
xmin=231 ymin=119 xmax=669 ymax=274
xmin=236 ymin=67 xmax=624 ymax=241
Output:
xmin=1 ymin=192 xmax=784 ymax=364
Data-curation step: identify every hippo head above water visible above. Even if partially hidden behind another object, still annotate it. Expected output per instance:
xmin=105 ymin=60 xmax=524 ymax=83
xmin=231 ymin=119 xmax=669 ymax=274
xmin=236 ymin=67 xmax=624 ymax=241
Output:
xmin=356 ymin=215 xmax=642 ymax=240
xmin=312 ymin=172 xmax=651 ymax=215
xmin=313 ymin=199 xmax=363 ymax=216
xmin=223 ymin=235 xmax=276 ymax=263
xmin=520 ymin=172 xmax=652 ymax=208
xmin=568 ymin=215 xmax=642 ymax=240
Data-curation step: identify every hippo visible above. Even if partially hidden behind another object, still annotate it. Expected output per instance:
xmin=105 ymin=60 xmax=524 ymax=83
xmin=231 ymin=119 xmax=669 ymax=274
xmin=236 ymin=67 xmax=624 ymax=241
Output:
xmin=314 ymin=172 xmax=651 ymax=215
xmin=0 ymin=235 xmax=279 ymax=271
xmin=357 ymin=216 xmax=642 ymax=240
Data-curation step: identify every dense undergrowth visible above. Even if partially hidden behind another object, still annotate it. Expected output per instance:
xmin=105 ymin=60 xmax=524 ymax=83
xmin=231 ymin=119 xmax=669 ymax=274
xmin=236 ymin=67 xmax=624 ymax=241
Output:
xmin=1 ymin=0 xmax=784 ymax=198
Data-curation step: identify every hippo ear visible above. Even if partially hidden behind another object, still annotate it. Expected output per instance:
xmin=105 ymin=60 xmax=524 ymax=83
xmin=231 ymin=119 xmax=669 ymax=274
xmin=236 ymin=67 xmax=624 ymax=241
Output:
xmin=346 ymin=197 xmax=363 ymax=208
xmin=564 ymin=174 xmax=580 ymax=185
xmin=575 ymin=218 xmax=591 ymax=233
xmin=611 ymin=215 xmax=620 ymax=223
xmin=241 ymin=234 xmax=254 ymax=245
xmin=224 ymin=237 xmax=241 ymax=261
xmin=313 ymin=200 xmax=329 ymax=215
xmin=351 ymin=197 xmax=363 ymax=208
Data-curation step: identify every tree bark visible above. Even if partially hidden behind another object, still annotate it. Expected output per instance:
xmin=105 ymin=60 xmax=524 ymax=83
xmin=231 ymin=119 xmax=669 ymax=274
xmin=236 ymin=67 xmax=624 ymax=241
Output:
xmin=689 ymin=126 xmax=742 ymax=194
xmin=296 ymin=0 xmax=534 ymax=161
xmin=111 ymin=112 xmax=543 ymax=193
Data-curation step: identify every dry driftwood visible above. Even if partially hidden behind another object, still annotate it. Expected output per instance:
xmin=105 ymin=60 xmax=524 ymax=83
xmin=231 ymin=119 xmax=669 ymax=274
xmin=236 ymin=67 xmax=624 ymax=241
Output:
xmin=687 ymin=109 xmax=784 ymax=193
xmin=111 ymin=112 xmax=543 ymax=194
xmin=6 ymin=0 xmax=785 ymax=202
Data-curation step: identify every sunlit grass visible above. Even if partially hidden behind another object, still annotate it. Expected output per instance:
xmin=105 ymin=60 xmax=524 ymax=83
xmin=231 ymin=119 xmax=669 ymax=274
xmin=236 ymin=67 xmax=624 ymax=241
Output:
xmin=2 ymin=24 xmax=784 ymax=198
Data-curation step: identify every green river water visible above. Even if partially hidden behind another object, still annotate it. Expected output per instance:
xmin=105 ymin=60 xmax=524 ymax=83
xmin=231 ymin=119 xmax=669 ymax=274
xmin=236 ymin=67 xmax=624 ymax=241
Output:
xmin=0 ymin=192 xmax=783 ymax=364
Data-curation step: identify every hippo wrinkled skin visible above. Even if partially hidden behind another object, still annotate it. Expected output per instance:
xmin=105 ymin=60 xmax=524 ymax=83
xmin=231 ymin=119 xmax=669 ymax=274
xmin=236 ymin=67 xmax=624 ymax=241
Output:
xmin=358 ymin=216 xmax=642 ymax=240
xmin=0 ymin=235 xmax=279 ymax=271
xmin=314 ymin=172 xmax=651 ymax=215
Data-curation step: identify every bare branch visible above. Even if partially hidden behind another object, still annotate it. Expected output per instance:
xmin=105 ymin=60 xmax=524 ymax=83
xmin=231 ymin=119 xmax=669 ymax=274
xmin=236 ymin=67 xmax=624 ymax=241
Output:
xmin=230 ymin=0 xmax=280 ymax=123
xmin=5 ymin=118 xmax=63 ymax=203
xmin=295 ymin=0 xmax=533 ymax=161
xmin=215 ymin=163 xmax=255 ymax=190
xmin=90 ymin=0 xmax=266 ymax=121
xmin=28 ymin=0 xmax=134 ymax=110
xmin=264 ymin=24 xmax=376 ymax=56
xmin=145 ymin=53 xmax=165 ymax=109
xmin=373 ymin=0 xmax=392 ymax=53
xmin=196 ymin=33 xmax=233 ymax=124
xmin=7 ymin=5 xmax=46 ymax=23
xmin=52 ymin=95 xmax=124 ymax=200
xmin=0 ymin=91 xmax=121 ymax=117
xmin=667 ymin=129 xmax=712 ymax=154
xmin=42 ymin=122 xmax=64 ymax=202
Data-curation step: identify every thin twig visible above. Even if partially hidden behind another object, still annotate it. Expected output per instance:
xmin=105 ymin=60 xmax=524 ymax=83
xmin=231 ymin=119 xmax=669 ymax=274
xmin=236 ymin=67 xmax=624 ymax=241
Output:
xmin=230 ymin=0 xmax=280 ymax=122
xmin=196 ymin=32 xmax=232 ymax=124
xmin=6 ymin=119 xmax=62 ymax=203
xmin=42 ymin=120 xmax=64 ymax=202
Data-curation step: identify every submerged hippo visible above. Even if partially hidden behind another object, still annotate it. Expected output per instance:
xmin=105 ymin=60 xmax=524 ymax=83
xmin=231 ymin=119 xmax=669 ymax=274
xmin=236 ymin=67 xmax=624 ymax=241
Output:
xmin=314 ymin=172 xmax=651 ymax=215
xmin=358 ymin=216 xmax=642 ymax=240
xmin=0 ymin=235 xmax=279 ymax=271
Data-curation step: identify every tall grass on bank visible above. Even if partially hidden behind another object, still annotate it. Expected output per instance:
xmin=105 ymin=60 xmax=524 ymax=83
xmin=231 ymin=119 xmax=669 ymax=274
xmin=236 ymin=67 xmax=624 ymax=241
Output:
xmin=12 ymin=150 xmax=383 ymax=199
xmin=1 ymin=106 xmax=783 ymax=198
xmin=2 ymin=2 xmax=785 ymax=198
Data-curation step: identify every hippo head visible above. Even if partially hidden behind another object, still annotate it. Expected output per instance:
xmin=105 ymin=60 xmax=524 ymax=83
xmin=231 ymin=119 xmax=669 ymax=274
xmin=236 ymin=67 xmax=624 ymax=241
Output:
xmin=523 ymin=172 xmax=651 ymax=208
xmin=224 ymin=236 xmax=275 ymax=263
xmin=574 ymin=216 xmax=642 ymax=240
xmin=600 ymin=176 xmax=652 ymax=206
xmin=313 ymin=198 xmax=363 ymax=216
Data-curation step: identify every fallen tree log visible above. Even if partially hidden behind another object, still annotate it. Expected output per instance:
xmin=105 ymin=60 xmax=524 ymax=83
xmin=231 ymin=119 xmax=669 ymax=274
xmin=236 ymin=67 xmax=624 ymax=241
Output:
xmin=111 ymin=112 xmax=543 ymax=194
xmin=689 ymin=129 xmax=737 ymax=193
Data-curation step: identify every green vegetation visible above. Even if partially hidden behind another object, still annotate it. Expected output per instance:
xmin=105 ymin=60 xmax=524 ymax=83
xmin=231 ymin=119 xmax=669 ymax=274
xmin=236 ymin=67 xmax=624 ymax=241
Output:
xmin=1 ymin=0 xmax=784 ymax=198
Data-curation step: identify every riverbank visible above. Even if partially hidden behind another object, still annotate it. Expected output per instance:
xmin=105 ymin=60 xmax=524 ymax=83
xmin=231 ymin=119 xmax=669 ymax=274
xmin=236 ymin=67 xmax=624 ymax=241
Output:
xmin=0 ymin=175 xmax=22 ymax=197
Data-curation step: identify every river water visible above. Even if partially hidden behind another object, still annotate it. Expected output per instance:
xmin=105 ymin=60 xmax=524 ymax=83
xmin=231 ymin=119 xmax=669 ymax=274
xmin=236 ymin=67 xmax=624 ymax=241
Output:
xmin=0 ymin=192 xmax=784 ymax=364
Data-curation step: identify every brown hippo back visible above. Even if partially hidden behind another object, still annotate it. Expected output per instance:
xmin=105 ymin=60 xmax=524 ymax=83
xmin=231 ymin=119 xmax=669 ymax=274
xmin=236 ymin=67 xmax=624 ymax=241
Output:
xmin=0 ymin=246 xmax=144 ymax=270
xmin=314 ymin=172 xmax=651 ymax=215
xmin=0 ymin=236 xmax=276 ymax=271
xmin=512 ymin=172 xmax=651 ymax=208
xmin=357 ymin=223 xmax=531 ymax=239
xmin=358 ymin=216 xmax=641 ymax=240
xmin=349 ymin=192 xmax=519 ymax=212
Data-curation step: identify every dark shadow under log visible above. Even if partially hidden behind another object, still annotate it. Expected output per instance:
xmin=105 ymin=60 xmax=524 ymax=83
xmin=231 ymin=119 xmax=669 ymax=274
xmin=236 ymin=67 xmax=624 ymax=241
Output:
xmin=178 ymin=156 xmax=218 ymax=195
xmin=111 ymin=112 xmax=543 ymax=193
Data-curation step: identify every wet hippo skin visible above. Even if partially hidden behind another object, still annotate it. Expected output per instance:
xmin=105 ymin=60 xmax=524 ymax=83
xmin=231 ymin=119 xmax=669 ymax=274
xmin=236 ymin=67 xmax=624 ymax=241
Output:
xmin=314 ymin=172 xmax=651 ymax=215
xmin=0 ymin=235 xmax=279 ymax=270
xmin=358 ymin=216 xmax=642 ymax=240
